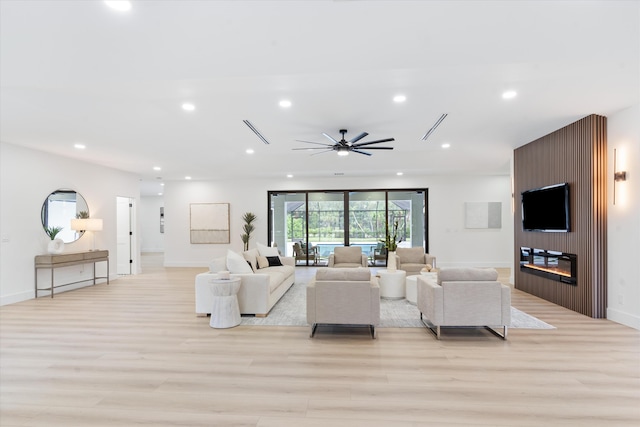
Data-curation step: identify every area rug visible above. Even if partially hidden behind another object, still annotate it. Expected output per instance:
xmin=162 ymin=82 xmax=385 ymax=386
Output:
xmin=241 ymin=281 xmax=555 ymax=329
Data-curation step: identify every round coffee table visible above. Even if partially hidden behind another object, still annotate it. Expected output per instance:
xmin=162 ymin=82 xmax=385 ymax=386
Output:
xmin=209 ymin=278 xmax=241 ymax=328
xmin=377 ymin=269 xmax=406 ymax=299
xmin=405 ymin=275 xmax=418 ymax=304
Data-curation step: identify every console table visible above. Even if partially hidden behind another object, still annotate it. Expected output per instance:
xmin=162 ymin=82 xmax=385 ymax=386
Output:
xmin=34 ymin=250 xmax=109 ymax=298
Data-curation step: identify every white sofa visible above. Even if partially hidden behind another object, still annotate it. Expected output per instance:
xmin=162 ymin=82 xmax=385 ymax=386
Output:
xmin=417 ymin=267 xmax=511 ymax=339
xmin=195 ymin=248 xmax=295 ymax=317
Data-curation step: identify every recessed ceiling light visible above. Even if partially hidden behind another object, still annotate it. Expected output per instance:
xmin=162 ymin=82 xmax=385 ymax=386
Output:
xmin=279 ymin=100 xmax=292 ymax=108
xmin=246 ymin=149 xmax=254 ymax=154
xmin=185 ymin=176 xmax=192 ymax=180
xmin=393 ymin=95 xmax=406 ymax=103
xmin=158 ymin=193 xmax=163 ymax=196
xmin=104 ymin=1 xmax=132 ymax=12
xmin=153 ymin=166 xmax=161 ymax=171
xmin=502 ymin=90 xmax=517 ymax=99
xmin=74 ymin=143 xmax=86 ymax=149
xmin=182 ymin=103 xmax=195 ymax=111
xmin=160 ymin=183 xmax=165 ymax=186
xmin=396 ymin=172 xmax=403 ymax=176
xmin=286 ymin=174 xmax=293 ymax=178
xmin=441 ymin=143 xmax=451 ymax=149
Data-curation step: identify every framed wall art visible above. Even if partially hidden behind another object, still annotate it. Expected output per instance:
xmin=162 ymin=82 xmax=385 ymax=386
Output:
xmin=190 ymin=203 xmax=230 ymax=244
xmin=465 ymin=202 xmax=502 ymax=229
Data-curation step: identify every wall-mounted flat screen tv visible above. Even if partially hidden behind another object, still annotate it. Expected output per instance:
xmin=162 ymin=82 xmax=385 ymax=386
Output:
xmin=521 ymin=183 xmax=570 ymax=232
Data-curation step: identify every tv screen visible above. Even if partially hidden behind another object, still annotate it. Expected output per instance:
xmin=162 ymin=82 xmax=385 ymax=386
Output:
xmin=521 ymin=183 xmax=570 ymax=232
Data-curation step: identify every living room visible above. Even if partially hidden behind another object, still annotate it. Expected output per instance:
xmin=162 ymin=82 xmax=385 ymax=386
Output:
xmin=1 ymin=1 xmax=639 ymax=425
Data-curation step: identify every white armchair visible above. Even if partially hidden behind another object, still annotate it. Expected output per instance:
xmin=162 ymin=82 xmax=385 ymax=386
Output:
xmin=306 ymin=268 xmax=380 ymax=338
xmin=417 ymin=267 xmax=511 ymax=339
xmin=395 ymin=247 xmax=436 ymax=276
xmin=328 ymin=246 xmax=368 ymax=268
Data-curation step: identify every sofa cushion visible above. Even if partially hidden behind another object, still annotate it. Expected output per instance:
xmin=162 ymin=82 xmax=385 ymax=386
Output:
xmin=316 ymin=267 xmax=371 ymax=281
xmin=397 ymin=247 xmax=425 ymax=263
xmin=334 ymin=246 xmax=362 ymax=264
xmin=243 ymin=248 xmax=260 ymax=272
xmin=437 ymin=267 xmax=498 ymax=285
xmin=226 ymin=250 xmax=253 ymax=274
xmin=266 ymin=270 xmax=287 ymax=292
xmin=208 ymin=256 xmax=227 ymax=273
xmin=257 ymin=242 xmax=279 ymax=257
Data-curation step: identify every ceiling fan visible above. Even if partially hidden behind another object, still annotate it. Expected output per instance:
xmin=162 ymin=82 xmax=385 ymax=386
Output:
xmin=293 ymin=129 xmax=394 ymax=156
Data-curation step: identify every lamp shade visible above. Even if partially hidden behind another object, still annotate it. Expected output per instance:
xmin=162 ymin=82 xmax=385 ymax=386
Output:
xmin=71 ymin=218 xmax=103 ymax=231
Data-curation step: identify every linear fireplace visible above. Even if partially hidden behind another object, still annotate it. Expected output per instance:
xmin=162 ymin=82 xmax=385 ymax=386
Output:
xmin=520 ymin=247 xmax=577 ymax=285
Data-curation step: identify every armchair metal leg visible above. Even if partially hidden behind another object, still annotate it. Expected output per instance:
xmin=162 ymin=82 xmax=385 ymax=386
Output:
xmin=310 ymin=323 xmax=318 ymax=338
xmin=419 ymin=312 xmax=441 ymax=339
xmin=484 ymin=325 xmax=508 ymax=340
xmin=370 ymin=325 xmax=377 ymax=339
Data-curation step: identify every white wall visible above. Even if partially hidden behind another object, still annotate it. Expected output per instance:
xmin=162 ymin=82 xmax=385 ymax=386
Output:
xmin=163 ymin=174 xmax=514 ymax=269
xmin=607 ymin=103 xmax=640 ymax=330
xmin=0 ymin=142 xmax=140 ymax=305
xmin=140 ymin=196 xmax=164 ymax=252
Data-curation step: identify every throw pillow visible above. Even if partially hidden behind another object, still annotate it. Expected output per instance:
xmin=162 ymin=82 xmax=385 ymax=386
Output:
xmin=257 ymin=256 xmax=269 ymax=269
xmin=226 ymin=250 xmax=253 ymax=274
xmin=243 ymin=248 xmax=259 ymax=272
xmin=256 ymin=242 xmax=279 ymax=257
xmin=266 ymin=256 xmax=283 ymax=267
xmin=208 ymin=256 xmax=227 ymax=273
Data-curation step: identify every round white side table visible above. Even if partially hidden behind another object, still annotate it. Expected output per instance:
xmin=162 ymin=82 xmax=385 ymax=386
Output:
xmin=377 ymin=269 xmax=406 ymax=299
xmin=209 ymin=278 xmax=241 ymax=328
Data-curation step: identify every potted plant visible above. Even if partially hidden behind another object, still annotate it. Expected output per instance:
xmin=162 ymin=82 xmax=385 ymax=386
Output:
xmin=240 ymin=212 xmax=257 ymax=251
xmin=45 ymin=226 xmax=65 ymax=254
xmin=380 ymin=220 xmax=400 ymax=270
xmin=45 ymin=226 xmax=63 ymax=240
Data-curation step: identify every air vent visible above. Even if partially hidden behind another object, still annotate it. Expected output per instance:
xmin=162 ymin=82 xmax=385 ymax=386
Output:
xmin=243 ymin=120 xmax=271 ymax=144
xmin=421 ymin=113 xmax=448 ymax=141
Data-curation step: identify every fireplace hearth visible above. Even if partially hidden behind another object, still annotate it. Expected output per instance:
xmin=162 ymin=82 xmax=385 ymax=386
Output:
xmin=520 ymin=247 xmax=577 ymax=285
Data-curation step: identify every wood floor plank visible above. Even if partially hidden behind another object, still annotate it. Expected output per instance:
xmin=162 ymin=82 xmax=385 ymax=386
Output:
xmin=1 ymin=255 xmax=638 ymax=426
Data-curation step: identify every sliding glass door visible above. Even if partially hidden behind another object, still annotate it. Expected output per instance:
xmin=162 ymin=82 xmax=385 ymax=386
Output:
xmin=268 ymin=188 xmax=428 ymax=266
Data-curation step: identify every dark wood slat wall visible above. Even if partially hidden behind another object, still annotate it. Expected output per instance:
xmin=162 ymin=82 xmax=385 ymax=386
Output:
xmin=514 ymin=115 xmax=607 ymax=317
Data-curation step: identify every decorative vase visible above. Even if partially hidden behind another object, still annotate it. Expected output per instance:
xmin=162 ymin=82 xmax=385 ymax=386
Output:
xmin=387 ymin=250 xmax=397 ymax=271
xmin=47 ymin=238 xmax=64 ymax=254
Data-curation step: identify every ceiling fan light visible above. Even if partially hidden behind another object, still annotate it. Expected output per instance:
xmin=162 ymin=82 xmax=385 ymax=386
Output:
xmin=337 ymin=148 xmax=349 ymax=156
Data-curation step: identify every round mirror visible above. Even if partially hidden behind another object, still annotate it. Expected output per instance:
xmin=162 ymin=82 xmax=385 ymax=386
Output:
xmin=41 ymin=189 xmax=89 ymax=243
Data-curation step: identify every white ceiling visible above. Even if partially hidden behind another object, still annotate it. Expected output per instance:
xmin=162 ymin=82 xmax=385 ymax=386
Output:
xmin=1 ymin=1 xmax=638 ymax=195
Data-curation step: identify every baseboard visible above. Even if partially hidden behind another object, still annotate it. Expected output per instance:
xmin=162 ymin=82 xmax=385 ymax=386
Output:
xmin=0 ymin=290 xmax=33 ymax=306
xmin=607 ymin=308 xmax=640 ymax=330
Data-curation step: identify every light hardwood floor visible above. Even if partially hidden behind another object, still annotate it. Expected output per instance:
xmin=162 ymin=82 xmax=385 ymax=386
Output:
xmin=1 ymin=255 xmax=638 ymax=426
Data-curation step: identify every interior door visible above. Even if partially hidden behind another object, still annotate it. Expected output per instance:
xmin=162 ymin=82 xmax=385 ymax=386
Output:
xmin=116 ymin=197 xmax=133 ymax=275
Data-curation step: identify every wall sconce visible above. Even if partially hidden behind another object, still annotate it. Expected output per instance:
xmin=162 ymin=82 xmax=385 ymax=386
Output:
xmin=71 ymin=218 xmax=103 ymax=251
xmin=614 ymin=171 xmax=627 ymax=182
xmin=613 ymin=148 xmax=627 ymax=205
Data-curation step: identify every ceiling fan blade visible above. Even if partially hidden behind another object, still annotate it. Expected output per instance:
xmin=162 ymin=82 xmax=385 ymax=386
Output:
xmin=352 ymin=138 xmax=395 ymax=147
xmin=322 ymin=132 xmax=340 ymax=145
xmin=310 ymin=149 xmax=335 ymax=156
xmin=354 ymin=146 xmax=394 ymax=150
xmin=295 ymin=140 xmax=334 ymax=147
xmin=351 ymin=149 xmax=373 ymax=156
xmin=348 ymin=132 xmax=368 ymax=144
